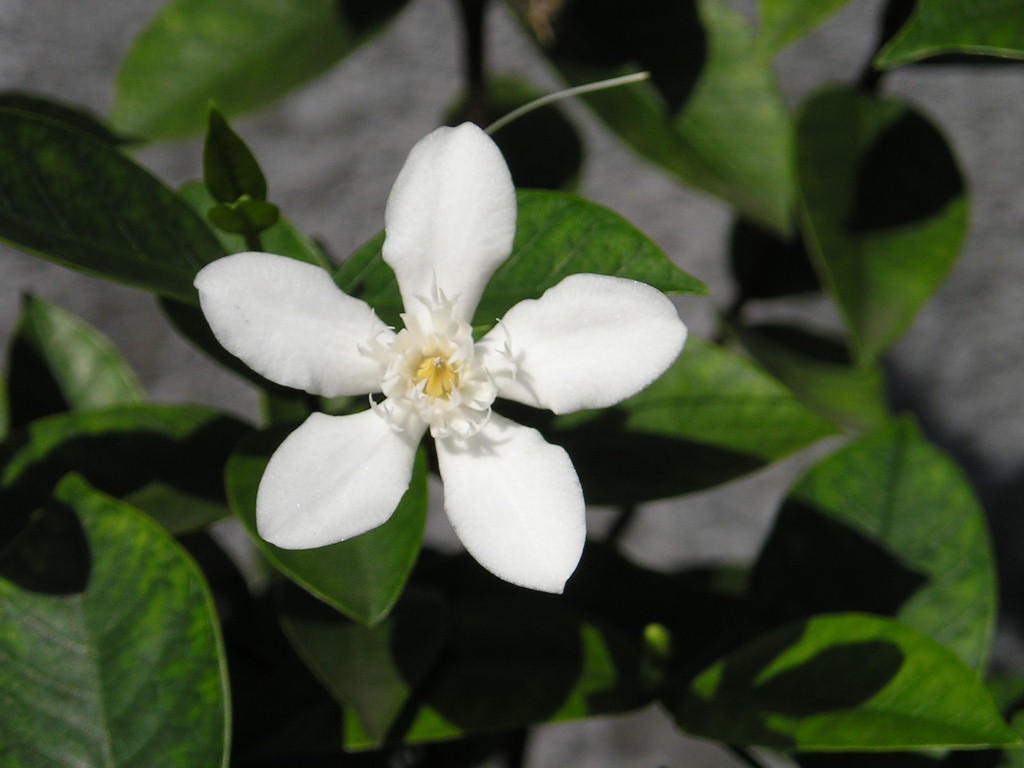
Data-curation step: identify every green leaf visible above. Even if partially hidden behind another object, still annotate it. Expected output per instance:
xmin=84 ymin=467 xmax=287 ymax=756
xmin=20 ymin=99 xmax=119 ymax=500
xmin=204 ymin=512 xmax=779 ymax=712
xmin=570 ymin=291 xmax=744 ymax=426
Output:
xmin=225 ymin=426 xmax=427 ymax=625
xmin=0 ymin=91 xmax=128 ymax=145
xmin=279 ymin=586 xmax=447 ymax=746
xmin=518 ymin=0 xmax=793 ymax=234
xmin=303 ymin=579 xmax=651 ymax=748
xmin=0 ymin=109 xmax=225 ymax=303
xmin=0 ymin=404 xmax=249 ymax=541
xmin=876 ymin=0 xmax=1024 ymax=68
xmin=751 ymin=418 xmax=997 ymax=671
xmin=0 ymin=474 xmax=229 ymax=767
xmin=110 ymin=0 xmax=411 ymax=140
xmin=757 ymin=0 xmax=855 ymax=53
xmin=730 ymin=323 xmax=889 ymax=432
xmin=7 ymin=294 xmax=145 ymax=427
xmin=203 ymin=105 xmax=267 ymax=203
xmin=335 ymin=189 xmax=706 ymax=330
xmin=124 ymin=483 xmax=231 ymax=535
xmin=796 ymin=87 xmax=968 ymax=363
xmin=676 ymin=613 xmax=1018 ymax=750
xmin=539 ymin=336 xmax=838 ymax=504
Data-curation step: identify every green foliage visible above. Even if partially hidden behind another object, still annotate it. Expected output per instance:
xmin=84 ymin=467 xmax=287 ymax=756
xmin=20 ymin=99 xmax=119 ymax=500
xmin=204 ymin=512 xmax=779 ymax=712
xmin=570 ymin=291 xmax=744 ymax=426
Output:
xmin=110 ymin=0 xmax=412 ymax=140
xmin=7 ymin=294 xmax=145 ymax=428
xmin=796 ymin=87 xmax=968 ymax=364
xmin=2 ymin=0 xmax=1018 ymax=762
xmin=335 ymin=189 xmax=706 ymax=329
xmin=676 ymin=613 xmax=1018 ymax=750
xmin=544 ymin=336 xmax=838 ymax=503
xmin=0 ymin=474 xmax=229 ymax=768
xmin=516 ymin=0 xmax=794 ymax=234
xmin=0 ymin=109 xmax=225 ymax=303
xmin=877 ymin=0 xmax=1024 ymax=67
xmin=753 ymin=418 xmax=997 ymax=671
xmin=226 ymin=428 xmax=428 ymax=625
xmin=756 ymin=0 xmax=855 ymax=53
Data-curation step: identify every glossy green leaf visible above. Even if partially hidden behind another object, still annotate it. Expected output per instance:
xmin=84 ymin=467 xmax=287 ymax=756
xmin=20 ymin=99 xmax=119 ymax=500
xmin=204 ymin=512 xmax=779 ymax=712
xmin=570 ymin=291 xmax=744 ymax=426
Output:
xmin=518 ymin=0 xmax=793 ymax=234
xmin=335 ymin=189 xmax=706 ymax=329
xmin=7 ymin=294 xmax=145 ymax=428
xmin=124 ymin=483 xmax=231 ymax=535
xmin=226 ymin=426 xmax=427 ymax=625
xmin=731 ymin=323 xmax=889 ymax=432
xmin=0 ymin=92 xmax=127 ymax=145
xmin=0 ymin=109 xmax=225 ymax=303
xmin=677 ymin=613 xmax=1017 ymax=750
xmin=0 ymin=474 xmax=229 ymax=767
xmin=752 ymin=418 xmax=997 ymax=672
xmin=0 ymin=404 xmax=249 ymax=542
xmin=796 ymin=87 xmax=968 ymax=363
xmin=204 ymin=105 xmax=268 ymax=203
xmin=110 ymin=0 xmax=411 ymax=140
xmin=536 ymin=336 xmax=838 ymax=504
xmin=757 ymin=0 xmax=855 ymax=53
xmin=877 ymin=0 xmax=1024 ymax=68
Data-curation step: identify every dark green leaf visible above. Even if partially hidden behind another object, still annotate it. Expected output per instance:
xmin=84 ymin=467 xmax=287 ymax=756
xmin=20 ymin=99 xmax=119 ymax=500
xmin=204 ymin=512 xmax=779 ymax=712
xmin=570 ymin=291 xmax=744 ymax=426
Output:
xmin=517 ymin=0 xmax=793 ymax=234
xmin=757 ymin=0 xmax=855 ymax=53
xmin=203 ymin=105 xmax=267 ymax=203
xmin=7 ymin=294 xmax=145 ymax=428
xmin=796 ymin=87 xmax=968 ymax=363
xmin=279 ymin=585 xmax=447 ymax=745
xmin=0 ymin=474 xmax=229 ymax=767
xmin=449 ymin=74 xmax=583 ymax=190
xmin=124 ymin=483 xmax=231 ymax=535
xmin=0 ymin=404 xmax=249 ymax=543
xmin=334 ymin=189 xmax=706 ymax=329
xmin=0 ymin=109 xmax=225 ymax=302
xmin=752 ymin=418 xmax=997 ymax=671
xmin=0 ymin=377 xmax=7 ymax=441
xmin=392 ymin=594 xmax=649 ymax=745
xmin=877 ymin=0 xmax=1024 ymax=67
xmin=677 ymin=613 xmax=1017 ymax=750
xmin=0 ymin=91 xmax=128 ymax=145
xmin=226 ymin=426 xmax=428 ymax=625
xmin=110 ymin=0 xmax=411 ymax=140
xmin=536 ymin=336 xmax=837 ymax=504
xmin=730 ymin=323 xmax=889 ymax=432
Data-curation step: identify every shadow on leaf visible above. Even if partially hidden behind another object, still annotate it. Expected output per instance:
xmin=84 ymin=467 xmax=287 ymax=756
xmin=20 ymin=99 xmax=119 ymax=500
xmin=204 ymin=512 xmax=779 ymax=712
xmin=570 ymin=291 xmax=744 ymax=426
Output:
xmin=845 ymin=111 xmax=963 ymax=232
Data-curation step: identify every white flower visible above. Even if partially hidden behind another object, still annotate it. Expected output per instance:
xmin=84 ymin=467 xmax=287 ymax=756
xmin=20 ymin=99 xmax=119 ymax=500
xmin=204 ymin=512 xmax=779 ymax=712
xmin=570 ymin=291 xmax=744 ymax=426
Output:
xmin=194 ymin=123 xmax=686 ymax=593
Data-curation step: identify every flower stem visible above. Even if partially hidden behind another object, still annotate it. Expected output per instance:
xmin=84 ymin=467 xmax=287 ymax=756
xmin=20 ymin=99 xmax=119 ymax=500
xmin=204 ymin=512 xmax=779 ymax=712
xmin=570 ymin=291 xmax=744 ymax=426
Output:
xmin=485 ymin=71 xmax=651 ymax=136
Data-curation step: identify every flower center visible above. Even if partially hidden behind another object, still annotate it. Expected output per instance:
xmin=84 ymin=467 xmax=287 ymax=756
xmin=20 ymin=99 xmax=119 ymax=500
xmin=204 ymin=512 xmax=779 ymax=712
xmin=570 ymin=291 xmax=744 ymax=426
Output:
xmin=415 ymin=355 xmax=459 ymax=399
xmin=362 ymin=292 xmax=515 ymax=440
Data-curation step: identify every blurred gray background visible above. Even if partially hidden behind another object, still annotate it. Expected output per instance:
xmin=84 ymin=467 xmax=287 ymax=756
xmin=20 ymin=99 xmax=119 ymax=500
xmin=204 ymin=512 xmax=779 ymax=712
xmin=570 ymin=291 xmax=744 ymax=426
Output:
xmin=1 ymin=0 xmax=1022 ymax=765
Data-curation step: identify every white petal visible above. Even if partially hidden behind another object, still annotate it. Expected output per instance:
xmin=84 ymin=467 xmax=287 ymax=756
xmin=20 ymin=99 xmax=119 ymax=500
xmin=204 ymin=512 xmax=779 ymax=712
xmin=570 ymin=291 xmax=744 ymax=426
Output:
xmin=435 ymin=413 xmax=586 ymax=593
xmin=487 ymin=273 xmax=687 ymax=414
xmin=195 ymin=252 xmax=391 ymax=397
xmin=256 ymin=410 xmax=424 ymax=549
xmin=382 ymin=123 xmax=516 ymax=322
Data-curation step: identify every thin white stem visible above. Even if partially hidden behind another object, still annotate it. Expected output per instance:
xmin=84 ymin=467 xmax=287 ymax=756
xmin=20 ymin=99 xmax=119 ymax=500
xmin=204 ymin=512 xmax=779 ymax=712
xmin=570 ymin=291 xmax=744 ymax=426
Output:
xmin=484 ymin=71 xmax=651 ymax=136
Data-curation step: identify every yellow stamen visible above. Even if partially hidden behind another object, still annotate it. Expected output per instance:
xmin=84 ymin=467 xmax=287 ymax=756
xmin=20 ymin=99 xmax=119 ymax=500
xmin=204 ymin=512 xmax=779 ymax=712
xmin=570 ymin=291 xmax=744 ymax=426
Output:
xmin=414 ymin=355 xmax=458 ymax=399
